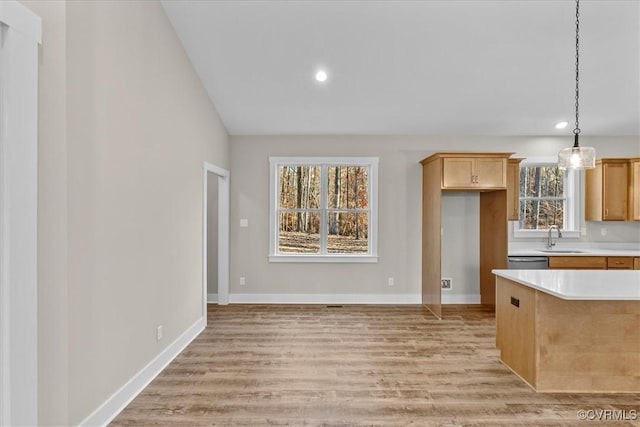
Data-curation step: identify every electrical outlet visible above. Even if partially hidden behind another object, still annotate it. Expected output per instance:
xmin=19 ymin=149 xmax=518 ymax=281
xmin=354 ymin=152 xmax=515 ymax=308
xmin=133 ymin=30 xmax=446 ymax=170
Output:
xmin=580 ymin=227 xmax=587 ymax=236
xmin=156 ymin=325 xmax=163 ymax=341
xmin=441 ymin=278 xmax=452 ymax=291
xmin=600 ymin=227 xmax=607 ymax=236
xmin=387 ymin=277 xmax=394 ymax=287
xmin=239 ymin=276 xmax=246 ymax=286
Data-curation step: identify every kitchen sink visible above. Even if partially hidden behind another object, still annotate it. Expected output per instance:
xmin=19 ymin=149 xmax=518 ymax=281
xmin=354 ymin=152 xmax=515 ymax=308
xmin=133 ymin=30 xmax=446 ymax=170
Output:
xmin=538 ymin=249 xmax=586 ymax=254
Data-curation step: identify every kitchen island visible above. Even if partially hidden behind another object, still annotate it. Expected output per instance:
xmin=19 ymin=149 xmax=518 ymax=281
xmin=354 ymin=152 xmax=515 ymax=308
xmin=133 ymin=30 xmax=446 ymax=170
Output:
xmin=492 ymin=269 xmax=640 ymax=393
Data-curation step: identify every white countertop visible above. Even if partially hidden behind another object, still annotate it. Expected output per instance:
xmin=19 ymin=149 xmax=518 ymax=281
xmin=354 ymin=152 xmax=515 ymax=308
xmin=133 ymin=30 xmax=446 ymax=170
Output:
xmin=492 ymin=269 xmax=640 ymax=301
xmin=508 ymin=248 xmax=640 ymax=257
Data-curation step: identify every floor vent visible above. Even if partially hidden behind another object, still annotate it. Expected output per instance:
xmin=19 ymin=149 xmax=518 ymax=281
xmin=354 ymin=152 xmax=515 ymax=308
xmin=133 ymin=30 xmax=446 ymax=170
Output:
xmin=326 ymin=305 xmax=344 ymax=308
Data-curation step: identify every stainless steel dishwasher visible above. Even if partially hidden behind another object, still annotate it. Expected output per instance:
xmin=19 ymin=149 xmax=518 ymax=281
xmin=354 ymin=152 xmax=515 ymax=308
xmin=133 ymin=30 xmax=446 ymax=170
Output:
xmin=507 ymin=256 xmax=549 ymax=269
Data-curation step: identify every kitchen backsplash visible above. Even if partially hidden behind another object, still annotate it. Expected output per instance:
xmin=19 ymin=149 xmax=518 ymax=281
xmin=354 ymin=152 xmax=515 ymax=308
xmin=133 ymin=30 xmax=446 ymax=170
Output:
xmin=509 ymin=220 xmax=640 ymax=250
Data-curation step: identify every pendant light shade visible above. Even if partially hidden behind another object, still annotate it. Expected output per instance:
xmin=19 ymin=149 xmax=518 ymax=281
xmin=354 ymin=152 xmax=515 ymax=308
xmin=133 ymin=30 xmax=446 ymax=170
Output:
xmin=558 ymin=0 xmax=596 ymax=170
xmin=558 ymin=136 xmax=596 ymax=169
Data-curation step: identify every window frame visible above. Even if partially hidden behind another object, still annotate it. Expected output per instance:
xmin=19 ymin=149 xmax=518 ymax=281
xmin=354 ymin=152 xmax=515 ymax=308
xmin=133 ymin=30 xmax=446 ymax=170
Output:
xmin=269 ymin=157 xmax=379 ymax=263
xmin=513 ymin=157 xmax=581 ymax=238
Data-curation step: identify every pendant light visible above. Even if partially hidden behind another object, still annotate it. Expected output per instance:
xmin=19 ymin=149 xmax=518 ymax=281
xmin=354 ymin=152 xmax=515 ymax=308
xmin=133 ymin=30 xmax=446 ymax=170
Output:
xmin=558 ymin=0 xmax=595 ymax=170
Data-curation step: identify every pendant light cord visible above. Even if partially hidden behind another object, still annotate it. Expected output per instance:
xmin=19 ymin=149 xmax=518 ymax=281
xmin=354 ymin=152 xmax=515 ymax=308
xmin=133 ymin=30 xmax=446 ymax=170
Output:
xmin=573 ymin=0 xmax=581 ymax=144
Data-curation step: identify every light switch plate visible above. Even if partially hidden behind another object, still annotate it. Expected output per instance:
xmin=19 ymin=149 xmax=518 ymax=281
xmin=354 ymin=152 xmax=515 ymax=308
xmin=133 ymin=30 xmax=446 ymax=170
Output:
xmin=240 ymin=219 xmax=249 ymax=227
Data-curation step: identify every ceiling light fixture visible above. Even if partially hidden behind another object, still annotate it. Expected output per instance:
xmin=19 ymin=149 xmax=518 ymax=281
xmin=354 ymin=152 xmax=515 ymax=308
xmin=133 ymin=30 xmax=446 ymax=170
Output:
xmin=558 ymin=0 xmax=595 ymax=170
xmin=315 ymin=70 xmax=328 ymax=82
xmin=555 ymin=121 xmax=568 ymax=129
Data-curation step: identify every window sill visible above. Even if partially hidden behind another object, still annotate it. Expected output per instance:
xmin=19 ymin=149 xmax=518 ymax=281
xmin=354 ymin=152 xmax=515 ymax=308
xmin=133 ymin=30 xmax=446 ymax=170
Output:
xmin=269 ymin=255 xmax=379 ymax=263
xmin=513 ymin=229 xmax=581 ymax=239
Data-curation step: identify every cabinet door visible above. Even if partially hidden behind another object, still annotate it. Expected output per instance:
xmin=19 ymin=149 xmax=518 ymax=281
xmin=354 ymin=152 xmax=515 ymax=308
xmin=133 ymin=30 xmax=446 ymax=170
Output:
xmin=630 ymin=161 xmax=640 ymax=221
xmin=607 ymin=257 xmax=633 ymax=270
xmin=634 ymin=258 xmax=640 ymax=270
xmin=602 ymin=162 xmax=628 ymax=220
xmin=548 ymin=256 xmax=606 ymax=269
xmin=475 ymin=158 xmax=507 ymax=189
xmin=506 ymin=160 xmax=521 ymax=220
xmin=585 ymin=163 xmax=603 ymax=221
xmin=442 ymin=158 xmax=474 ymax=188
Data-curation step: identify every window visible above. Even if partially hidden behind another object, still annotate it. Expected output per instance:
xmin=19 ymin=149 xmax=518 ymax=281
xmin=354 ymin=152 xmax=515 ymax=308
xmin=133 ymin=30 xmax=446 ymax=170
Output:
xmin=269 ymin=157 xmax=378 ymax=262
xmin=514 ymin=159 xmax=580 ymax=237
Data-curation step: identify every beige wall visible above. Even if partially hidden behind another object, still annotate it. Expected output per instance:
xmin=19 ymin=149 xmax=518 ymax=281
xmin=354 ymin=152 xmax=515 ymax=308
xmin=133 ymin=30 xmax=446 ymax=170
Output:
xmin=229 ymin=135 xmax=640 ymax=298
xmin=21 ymin=0 xmax=229 ymax=424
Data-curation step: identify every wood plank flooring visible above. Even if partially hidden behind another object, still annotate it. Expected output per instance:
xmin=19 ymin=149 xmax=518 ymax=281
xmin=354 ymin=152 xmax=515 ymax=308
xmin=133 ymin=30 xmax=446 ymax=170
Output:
xmin=111 ymin=305 xmax=640 ymax=426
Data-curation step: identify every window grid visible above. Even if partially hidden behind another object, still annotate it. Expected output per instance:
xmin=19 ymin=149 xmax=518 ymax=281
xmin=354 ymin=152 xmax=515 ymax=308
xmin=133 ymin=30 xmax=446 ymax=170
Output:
xmin=269 ymin=157 xmax=378 ymax=261
xmin=515 ymin=160 xmax=578 ymax=233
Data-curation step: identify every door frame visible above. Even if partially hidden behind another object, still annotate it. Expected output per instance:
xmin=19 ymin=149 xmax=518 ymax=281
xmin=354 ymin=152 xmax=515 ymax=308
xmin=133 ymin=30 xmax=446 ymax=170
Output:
xmin=0 ymin=2 xmax=41 ymax=425
xmin=202 ymin=162 xmax=230 ymax=314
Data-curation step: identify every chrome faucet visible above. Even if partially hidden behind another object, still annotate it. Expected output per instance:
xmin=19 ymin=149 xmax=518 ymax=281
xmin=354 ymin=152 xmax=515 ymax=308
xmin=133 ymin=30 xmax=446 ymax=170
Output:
xmin=547 ymin=225 xmax=562 ymax=249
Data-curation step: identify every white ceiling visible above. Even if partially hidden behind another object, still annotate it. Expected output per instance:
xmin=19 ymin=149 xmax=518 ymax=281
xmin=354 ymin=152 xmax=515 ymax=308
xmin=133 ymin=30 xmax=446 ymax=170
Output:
xmin=161 ymin=0 xmax=639 ymax=136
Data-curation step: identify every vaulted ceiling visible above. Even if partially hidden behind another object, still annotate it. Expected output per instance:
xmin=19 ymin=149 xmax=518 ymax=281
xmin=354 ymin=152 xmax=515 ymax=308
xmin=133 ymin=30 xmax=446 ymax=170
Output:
xmin=161 ymin=0 xmax=639 ymax=136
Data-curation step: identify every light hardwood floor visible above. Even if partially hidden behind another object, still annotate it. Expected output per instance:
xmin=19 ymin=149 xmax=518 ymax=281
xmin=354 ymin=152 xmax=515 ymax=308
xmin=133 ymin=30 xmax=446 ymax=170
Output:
xmin=111 ymin=305 xmax=640 ymax=426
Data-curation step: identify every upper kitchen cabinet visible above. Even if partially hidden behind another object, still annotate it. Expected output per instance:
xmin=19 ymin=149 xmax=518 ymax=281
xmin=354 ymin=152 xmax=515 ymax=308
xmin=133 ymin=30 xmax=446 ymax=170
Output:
xmin=629 ymin=158 xmax=640 ymax=221
xmin=439 ymin=153 xmax=512 ymax=190
xmin=507 ymin=158 xmax=523 ymax=221
xmin=585 ymin=159 xmax=628 ymax=221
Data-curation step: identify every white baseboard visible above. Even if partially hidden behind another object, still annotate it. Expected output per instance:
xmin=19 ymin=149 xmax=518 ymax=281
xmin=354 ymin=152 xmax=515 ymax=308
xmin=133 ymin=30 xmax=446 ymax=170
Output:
xmin=78 ymin=317 xmax=206 ymax=427
xmin=441 ymin=293 xmax=481 ymax=304
xmin=210 ymin=293 xmax=479 ymax=305
xmin=228 ymin=293 xmax=421 ymax=304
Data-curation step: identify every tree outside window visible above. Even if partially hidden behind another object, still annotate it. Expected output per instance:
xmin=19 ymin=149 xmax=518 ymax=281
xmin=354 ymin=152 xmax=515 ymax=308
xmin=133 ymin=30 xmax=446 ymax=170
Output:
xmin=518 ymin=163 xmax=576 ymax=231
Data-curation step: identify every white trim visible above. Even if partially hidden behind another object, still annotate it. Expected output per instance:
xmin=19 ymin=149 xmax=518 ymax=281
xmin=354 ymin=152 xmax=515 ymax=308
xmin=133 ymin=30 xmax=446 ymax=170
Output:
xmin=78 ymin=317 xmax=206 ymax=427
xmin=0 ymin=1 xmax=42 ymax=44
xmin=203 ymin=162 xmax=230 ymax=307
xmin=441 ymin=294 xmax=481 ymax=304
xmin=228 ymin=293 xmax=421 ymax=305
xmin=269 ymin=157 xmax=379 ymax=262
xmin=0 ymin=23 xmax=8 ymax=426
xmin=207 ymin=293 xmax=218 ymax=304
xmin=515 ymin=158 xmax=581 ymax=237
xmin=268 ymin=255 xmax=379 ymax=263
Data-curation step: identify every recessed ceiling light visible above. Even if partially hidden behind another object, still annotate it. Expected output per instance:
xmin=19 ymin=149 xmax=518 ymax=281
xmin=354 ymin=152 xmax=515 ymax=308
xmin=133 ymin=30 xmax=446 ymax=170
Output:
xmin=315 ymin=70 xmax=328 ymax=82
xmin=555 ymin=121 xmax=569 ymax=129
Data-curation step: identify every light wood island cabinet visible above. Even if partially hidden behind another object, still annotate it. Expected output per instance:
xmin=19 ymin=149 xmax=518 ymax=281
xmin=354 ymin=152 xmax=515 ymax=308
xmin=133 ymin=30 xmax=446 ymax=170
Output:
xmin=585 ymin=159 xmax=629 ymax=221
xmin=494 ymin=270 xmax=640 ymax=393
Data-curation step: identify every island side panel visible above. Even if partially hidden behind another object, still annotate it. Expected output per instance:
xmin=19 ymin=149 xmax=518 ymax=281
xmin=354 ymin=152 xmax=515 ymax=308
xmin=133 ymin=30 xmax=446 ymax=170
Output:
xmin=495 ymin=276 xmax=537 ymax=387
xmin=536 ymin=292 xmax=640 ymax=393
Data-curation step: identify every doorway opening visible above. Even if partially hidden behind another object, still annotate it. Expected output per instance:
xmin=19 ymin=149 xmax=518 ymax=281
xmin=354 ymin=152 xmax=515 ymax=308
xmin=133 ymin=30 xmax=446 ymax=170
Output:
xmin=202 ymin=163 xmax=230 ymax=315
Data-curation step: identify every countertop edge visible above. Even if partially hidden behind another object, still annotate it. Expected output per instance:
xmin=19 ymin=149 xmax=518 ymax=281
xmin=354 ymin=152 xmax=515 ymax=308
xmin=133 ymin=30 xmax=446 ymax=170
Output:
xmin=492 ymin=269 xmax=640 ymax=301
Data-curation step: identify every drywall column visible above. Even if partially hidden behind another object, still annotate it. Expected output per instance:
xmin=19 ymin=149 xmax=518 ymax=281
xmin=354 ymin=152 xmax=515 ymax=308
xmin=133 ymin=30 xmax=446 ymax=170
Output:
xmin=0 ymin=2 xmax=41 ymax=425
